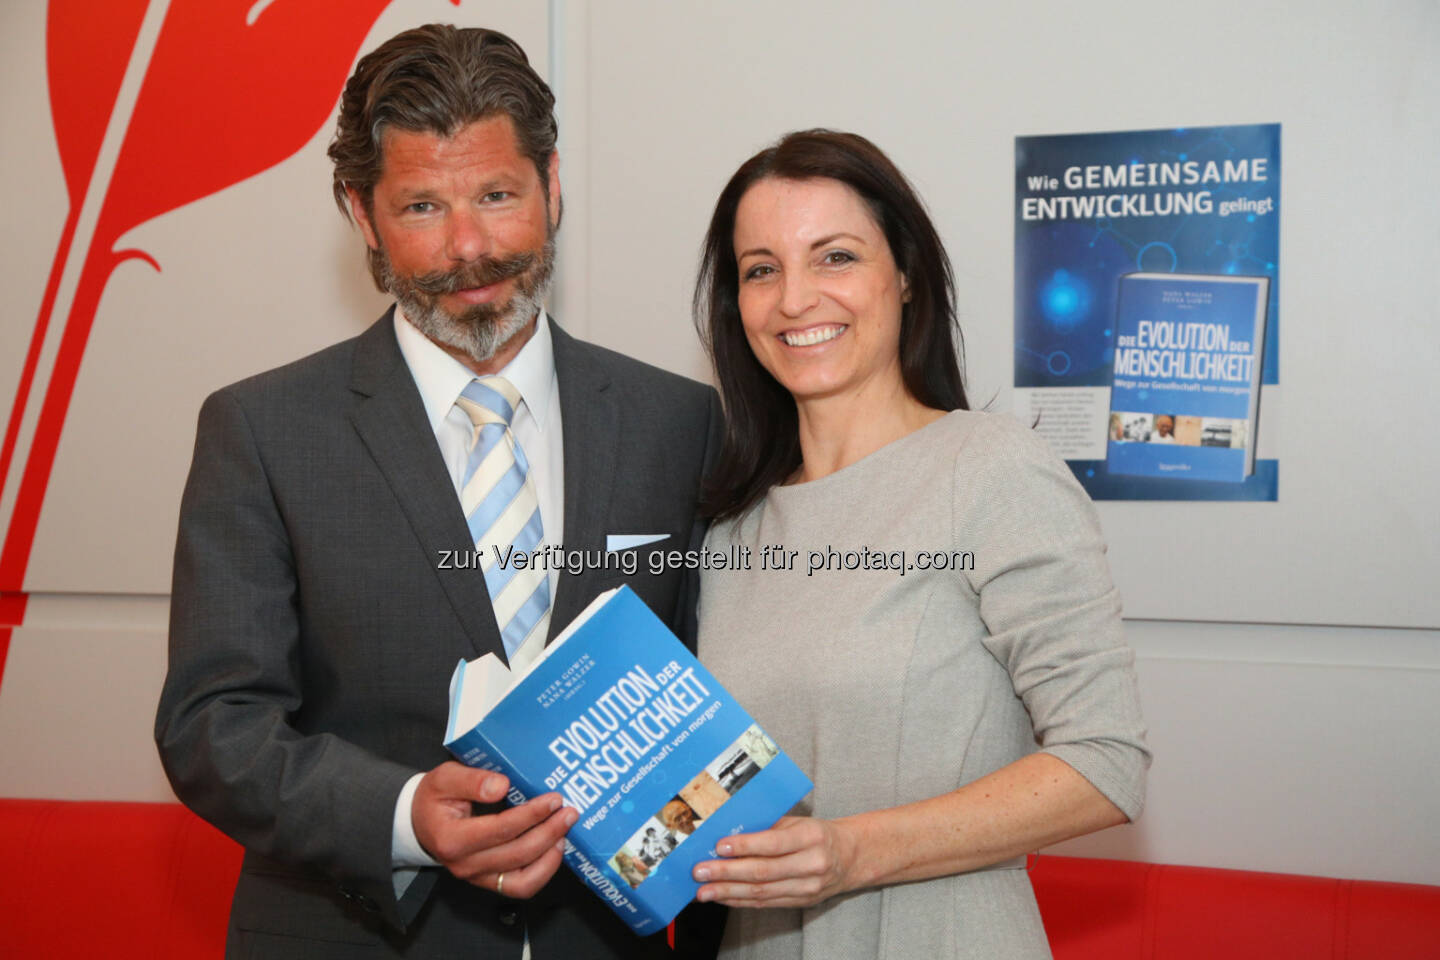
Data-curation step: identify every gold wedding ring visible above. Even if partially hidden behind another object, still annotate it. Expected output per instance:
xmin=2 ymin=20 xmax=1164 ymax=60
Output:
xmin=496 ymin=872 xmax=505 ymax=895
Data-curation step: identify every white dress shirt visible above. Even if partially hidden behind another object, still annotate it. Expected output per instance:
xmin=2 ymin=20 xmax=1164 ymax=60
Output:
xmin=388 ymin=307 xmax=566 ymax=891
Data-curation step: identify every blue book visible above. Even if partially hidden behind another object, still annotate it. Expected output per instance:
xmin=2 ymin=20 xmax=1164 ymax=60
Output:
xmin=444 ymin=586 xmax=813 ymax=935
xmin=1107 ymin=272 xmax=1269 ymax=483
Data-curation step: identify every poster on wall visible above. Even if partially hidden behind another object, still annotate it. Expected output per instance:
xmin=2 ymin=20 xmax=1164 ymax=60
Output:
xmin=1013 ymin=124 xmax=1280 ymax=501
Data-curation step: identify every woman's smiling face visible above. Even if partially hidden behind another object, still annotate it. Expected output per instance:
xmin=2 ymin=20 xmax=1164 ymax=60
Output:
xmin=733 ymin=176 xmax=908 ymax=404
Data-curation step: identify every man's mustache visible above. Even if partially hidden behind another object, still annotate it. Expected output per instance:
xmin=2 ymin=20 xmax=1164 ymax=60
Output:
xmin=408 ymin=251 xmax=537 ymax=294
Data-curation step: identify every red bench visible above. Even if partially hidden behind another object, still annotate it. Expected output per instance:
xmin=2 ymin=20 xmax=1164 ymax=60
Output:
xmin=2 ymin=798 xmax=1436 ymax=958
xmin=1030 ymin=852 xmax=1440 ymax=959
xmin=0 ymin=799 xmax=241 ymax=958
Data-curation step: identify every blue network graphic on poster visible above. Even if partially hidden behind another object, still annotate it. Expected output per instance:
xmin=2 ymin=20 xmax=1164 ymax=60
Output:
xmin=1014 ymin=124 xmax=1279 ymax=501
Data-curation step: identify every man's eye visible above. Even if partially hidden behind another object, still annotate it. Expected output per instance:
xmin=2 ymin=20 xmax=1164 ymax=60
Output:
xmin=482 ymin=191 xmax=509 ymax=203
xmin=406 ymin=202 xmax=435 ymax=214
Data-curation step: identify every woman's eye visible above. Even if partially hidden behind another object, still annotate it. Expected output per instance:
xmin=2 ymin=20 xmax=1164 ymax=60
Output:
xmin=822 ymin=250 xmax=855 ymax=266
xmin=743 ymin=264 xmax=776 ymax=281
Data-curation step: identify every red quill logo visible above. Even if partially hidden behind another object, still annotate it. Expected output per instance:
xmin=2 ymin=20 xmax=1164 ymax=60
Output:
xmin=0 ymin=0 xmax=393 ymax=680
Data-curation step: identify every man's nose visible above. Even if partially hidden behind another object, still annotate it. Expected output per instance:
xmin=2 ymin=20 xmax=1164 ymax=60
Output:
xmin=445 ymin=209 xmax=491 ymax=262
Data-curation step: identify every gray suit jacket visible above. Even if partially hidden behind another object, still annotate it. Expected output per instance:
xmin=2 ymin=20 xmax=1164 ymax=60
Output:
xmin=156 ymin=312 xmax=722 ymax=958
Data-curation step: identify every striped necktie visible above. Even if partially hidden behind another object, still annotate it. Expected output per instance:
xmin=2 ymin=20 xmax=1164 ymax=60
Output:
xmin=455 ymin=376 xmax=550 ymax=670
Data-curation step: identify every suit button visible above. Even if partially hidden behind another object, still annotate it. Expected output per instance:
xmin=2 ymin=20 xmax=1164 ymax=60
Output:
xmin=498 ymin=908 xmax=519 ymax=926
xmin=339 ymin=887 xmax=380 ymax=914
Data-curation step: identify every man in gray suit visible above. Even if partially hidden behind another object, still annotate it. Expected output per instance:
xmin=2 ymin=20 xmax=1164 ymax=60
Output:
xmin=156 ymin=25 xmax=720 ymax=959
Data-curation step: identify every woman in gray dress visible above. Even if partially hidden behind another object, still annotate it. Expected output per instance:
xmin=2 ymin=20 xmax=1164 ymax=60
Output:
xmin=690 ymin=130 xmax=1150 ymax=959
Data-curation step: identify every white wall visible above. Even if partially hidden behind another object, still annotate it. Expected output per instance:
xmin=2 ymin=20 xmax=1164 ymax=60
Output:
xmin=563 ymin=0 xmax=1440 ymax=629
xmin=1 ymin=0 xmax=1436 ymax=890
xmin=1060 ymin=620 xmax=1440 ymax=885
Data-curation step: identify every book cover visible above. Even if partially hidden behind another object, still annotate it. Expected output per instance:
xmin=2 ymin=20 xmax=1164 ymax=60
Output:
xmin=1013 ymin=123 xmax=1280 ymax=500
xmin=1106 ymin=272 xmax=1268 ymax=483
xmin=444 ymin=586 xmax=813 ymax=935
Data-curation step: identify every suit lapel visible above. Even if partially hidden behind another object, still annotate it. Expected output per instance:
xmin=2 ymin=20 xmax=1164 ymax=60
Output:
xmin=550 ymin=319 xmax=619 ymax=636
xmin=346 ymin=311 xmax=503 ymax=661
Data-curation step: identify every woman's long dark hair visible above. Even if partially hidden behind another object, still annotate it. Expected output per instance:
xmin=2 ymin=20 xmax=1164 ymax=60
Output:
xmin=694 ymin=129 xmax=969 ymax=521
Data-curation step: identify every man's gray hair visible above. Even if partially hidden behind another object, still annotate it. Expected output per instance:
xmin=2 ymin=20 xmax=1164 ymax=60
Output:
xmin=328 ymin=24 xmax=557 ymax=226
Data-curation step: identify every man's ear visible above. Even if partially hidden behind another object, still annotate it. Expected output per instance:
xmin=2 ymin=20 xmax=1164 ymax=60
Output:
xmin=345 ymin=185 xmax=380 ymax=250
xmin=546 ymin=150 xmax=562 ymax=230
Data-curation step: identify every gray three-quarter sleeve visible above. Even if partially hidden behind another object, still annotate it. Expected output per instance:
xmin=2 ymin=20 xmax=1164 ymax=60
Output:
xmin=955 ymin=415 xmax=1151 ymax=820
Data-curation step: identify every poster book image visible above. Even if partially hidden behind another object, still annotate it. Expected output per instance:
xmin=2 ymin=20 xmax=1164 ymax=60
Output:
xmin=444 ymin=586 xmax=813 ymax=935
xmin=1106 ymin=272 xmax=1267 ymax=483
xmin=1014 ymin=123 xmax=1280 ymax=501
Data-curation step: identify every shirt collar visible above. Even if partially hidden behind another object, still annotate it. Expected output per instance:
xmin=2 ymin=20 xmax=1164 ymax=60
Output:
xmin=499 ymin=308 xmax=556 ymax=430
xmin=394 ymin=307 xmax=557 ymax=434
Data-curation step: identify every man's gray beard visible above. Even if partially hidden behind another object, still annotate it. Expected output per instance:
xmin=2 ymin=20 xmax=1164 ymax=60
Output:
xmin=381 ymin=237 xmax=556 ymax=365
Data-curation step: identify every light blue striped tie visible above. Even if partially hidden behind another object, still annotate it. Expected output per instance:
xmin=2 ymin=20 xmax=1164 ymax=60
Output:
xmin=455 ymin=376 xmax=550 ymax=669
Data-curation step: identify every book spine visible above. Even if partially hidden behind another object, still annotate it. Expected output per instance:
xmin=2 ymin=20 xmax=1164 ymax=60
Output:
xmin=446 ymin=727 xmax=506 ymax=773
xmin=449 ymin=729 xmax=548 ymax=802
xmin=561 ymin=834 xmax=667 ymax=935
